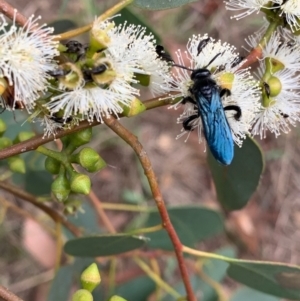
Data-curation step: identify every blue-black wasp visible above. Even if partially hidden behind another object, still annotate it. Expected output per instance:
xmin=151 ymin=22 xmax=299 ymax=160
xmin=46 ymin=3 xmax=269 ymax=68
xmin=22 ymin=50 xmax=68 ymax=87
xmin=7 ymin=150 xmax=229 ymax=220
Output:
xmin=156 ymin=40 xmax=242 ymax=165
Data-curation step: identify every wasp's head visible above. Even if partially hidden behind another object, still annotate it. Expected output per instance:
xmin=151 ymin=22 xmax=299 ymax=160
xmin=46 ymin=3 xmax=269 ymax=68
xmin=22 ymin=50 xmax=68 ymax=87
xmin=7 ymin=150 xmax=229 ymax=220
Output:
xmin=190 ymin=68 xmax=211 ymax=81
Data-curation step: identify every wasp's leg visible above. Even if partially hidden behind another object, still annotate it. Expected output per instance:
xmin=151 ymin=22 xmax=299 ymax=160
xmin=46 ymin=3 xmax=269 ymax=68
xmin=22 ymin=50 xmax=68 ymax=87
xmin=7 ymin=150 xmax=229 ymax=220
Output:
xmin=182 ymin=114 xmax=199 ymax=131
xmin=220 ymin=88 xmax=231 ymax=98
xmin=224 ymin=105 xmax=242 ymax=121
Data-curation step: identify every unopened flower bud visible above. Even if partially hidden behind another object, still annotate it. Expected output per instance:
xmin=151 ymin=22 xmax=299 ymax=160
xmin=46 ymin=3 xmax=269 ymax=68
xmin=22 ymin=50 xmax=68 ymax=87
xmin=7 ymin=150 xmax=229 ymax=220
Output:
xmin=51 ymin=172 xmax=70 ymax=202
xmin=8 ymin=156 xmax=26 ymax=174
xmin=68 ymin=128 xmax=93 ymax=148
xmin=70 ymin=172 xmax=91 ymax=195
xmin=72 ymin=147 xmax=106 ymax=172
xmin=72 ymin=289 xmax=93 ymax=301
xmin=81 ymin=263 xmax=101 ymax=292
xmin=45 ymin=157 xmax=61 ymax=174
xmin=0 ymin=119 xmax=7 ymax=136
xmin=0 ymin=137 xmax=12 ymax=149
xmin=14 ymin=131 xmax=35 ymax=143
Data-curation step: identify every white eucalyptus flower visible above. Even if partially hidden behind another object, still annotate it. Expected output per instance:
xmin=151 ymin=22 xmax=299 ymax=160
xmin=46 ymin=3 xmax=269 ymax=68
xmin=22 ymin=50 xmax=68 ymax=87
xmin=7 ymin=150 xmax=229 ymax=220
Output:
xmin=0 ymin=12 xmax=58 ymax=110
xmin=251 ymin=62 xmax=300 ymax=138
xmin=271 ymin=0 xmax=300 ymax=32
xmin=47 ymin=83 xmax=136 ymax=123
xmin=261 ymin=32 xmax=300 ymax=70
xmin=224 ymin=0 xmax=270 ymax=20
xmin=169 ymin=35 xmax=260 ymax=146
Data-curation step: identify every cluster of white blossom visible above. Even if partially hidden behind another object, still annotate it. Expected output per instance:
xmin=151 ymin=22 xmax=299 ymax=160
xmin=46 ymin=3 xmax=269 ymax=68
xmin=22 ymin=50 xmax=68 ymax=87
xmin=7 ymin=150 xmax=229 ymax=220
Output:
xmin=3 ymin=3 xmax=300 ymax=154
xmin=225 ymin=0 xmax=300 ymax=32
xmin=0 ymin=13 xmax=171 ymax=136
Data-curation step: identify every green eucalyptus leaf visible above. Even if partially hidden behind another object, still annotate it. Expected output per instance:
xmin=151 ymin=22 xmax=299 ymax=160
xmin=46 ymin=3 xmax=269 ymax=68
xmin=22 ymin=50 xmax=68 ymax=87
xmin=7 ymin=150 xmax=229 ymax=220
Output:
xmin=208 ymin=136 xmax=264 ymax=210
xmin=145 ymin=206 xmax=224 ymax=250
xmin=114 ymin=276 xmax=155 ymax=301
xmin=48 ymin=265 xmax=73 ymax=301
xmin=162 ymin=247 xmax=236 ymax=301
xmin=230 ymin=287 xmax=281 ymax=301
xmin=116 ymin=7 xmax=161 ymax=42
xmin=227 ymin=260 xmax=300 ymax=300
xmin=64 ymin=234 xmax=148 ymax=257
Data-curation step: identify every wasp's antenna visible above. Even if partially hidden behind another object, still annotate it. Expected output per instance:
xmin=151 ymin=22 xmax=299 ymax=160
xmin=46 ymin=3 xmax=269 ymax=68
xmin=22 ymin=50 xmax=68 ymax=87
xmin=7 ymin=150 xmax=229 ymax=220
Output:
xmin=203 ymin=52 xmax=223 ymax=69
xmin=172 ymin=63 xmax=194 ymax=72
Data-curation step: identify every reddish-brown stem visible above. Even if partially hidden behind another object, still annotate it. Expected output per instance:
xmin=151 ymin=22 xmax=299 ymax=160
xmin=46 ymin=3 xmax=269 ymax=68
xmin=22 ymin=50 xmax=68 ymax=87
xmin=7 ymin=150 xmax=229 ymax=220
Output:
xmin=0 ymin=285 xmax=24 ymax=301
xmin=238 ymin=46 xmax=263 ymax=70
xmin=103 ymin=117 xmax=196 ymax=301
xmin=0 ymin=0 xmax=27 ymax=26
xmin=0 ymin=181 xmax=81 ymax=237
xmin=88 ymin=190 xmax=116 ymax=234
xmin=0 ymin=96 xmax=175 ymax=161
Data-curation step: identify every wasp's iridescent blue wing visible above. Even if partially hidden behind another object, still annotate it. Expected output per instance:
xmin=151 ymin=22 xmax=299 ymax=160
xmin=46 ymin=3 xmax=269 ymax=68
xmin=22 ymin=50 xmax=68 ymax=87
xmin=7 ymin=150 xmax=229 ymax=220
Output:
xmin=196 ymin=88 xmax=234 ymax=165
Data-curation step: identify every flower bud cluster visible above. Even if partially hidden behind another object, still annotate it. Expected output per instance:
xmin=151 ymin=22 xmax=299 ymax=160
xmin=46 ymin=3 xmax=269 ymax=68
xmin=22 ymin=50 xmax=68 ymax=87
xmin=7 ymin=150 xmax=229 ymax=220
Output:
xmin=0 ymin=118 xmax=34 ymax=173
xmin=43 ymin=128 xmax=106 ymax=204
xmin=71 ymin=263 xmax=128 ymax=301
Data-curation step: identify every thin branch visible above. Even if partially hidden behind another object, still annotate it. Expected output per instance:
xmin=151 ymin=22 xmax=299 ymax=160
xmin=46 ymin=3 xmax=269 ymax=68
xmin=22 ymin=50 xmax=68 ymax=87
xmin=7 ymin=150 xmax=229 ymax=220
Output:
xmin=103 ymin=117 xmax=196 ymax=301
xmin=0 ymin=181 xmax=81 ymax=237
xmin=88 ymin=190 xmax=116 ymax=234
xmin=0 ymin=285 xmax=24 ymax=301
xmin=0 ymin=96 xmax=174 ymax=161
xmin=0 ymin=196 xmax=55 ymax=236
xmin=0 ymin=0 xmax=27 ymax=26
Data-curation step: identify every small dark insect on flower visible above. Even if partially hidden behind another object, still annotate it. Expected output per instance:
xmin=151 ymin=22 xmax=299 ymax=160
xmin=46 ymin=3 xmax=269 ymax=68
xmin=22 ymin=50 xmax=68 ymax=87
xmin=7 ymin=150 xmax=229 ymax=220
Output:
xmin=263 ymin=81 xmax=271 ymax=98
xmin=82 ymin=64 xmax=107 ymax=83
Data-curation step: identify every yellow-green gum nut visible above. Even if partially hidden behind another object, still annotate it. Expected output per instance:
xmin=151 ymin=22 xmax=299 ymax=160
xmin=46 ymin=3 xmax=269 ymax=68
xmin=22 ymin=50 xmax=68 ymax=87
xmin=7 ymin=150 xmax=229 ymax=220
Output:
xmin=265 ymin=57 xmax=285 ymax=73
xmin=45 ymin=157 xmax=61 ymax=174
xmin=121 ymin=98 xmax=146 ymax=117
xmin=73 ymin=147 xmax=106 ymax=172
xmin=218 ymin=72 xmax=234 ymax=91
xmin=87 ymin=157 xmax=107 ymax=173
xmin=0 ymin=119 xmax=7 ymax=135
xmin=135 ymin=73 xmax=151 ymax=86
xmin=0 ymin=137 xmax=12 ymax=149
xmin=70 ymin=172 xmax=91 ymax=195
xmin=68 ymin=128 xmax=92 ymax=148
xmin=8 ymin=156 xmax=26 ymax=174
xmin=59 ymin=63 xmax=83 ymax=90
xmin=14 ymin=131 xmax=35 ymax=143
xmin=108 ymin=296 xmax=128 ymax=301
xmin=51 ymin=173 xmax=71 ymax=202
xmin=80 ymin=263 xmax=101 ymax=292
xmin=72 ymin=289 xmax=93 ymax=301
xmin=268 ymin=76 xmax=282 ymax=97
